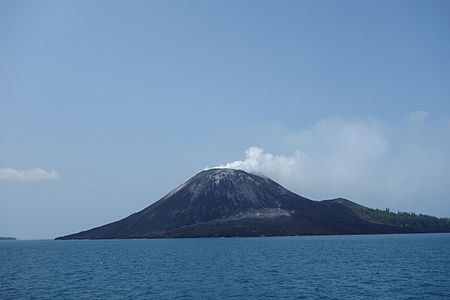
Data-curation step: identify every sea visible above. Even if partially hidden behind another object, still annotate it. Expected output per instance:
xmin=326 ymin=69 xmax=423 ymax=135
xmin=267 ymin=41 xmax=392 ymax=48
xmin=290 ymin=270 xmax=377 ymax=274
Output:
xmin=1 ymin=233 xmax=450 ymax=299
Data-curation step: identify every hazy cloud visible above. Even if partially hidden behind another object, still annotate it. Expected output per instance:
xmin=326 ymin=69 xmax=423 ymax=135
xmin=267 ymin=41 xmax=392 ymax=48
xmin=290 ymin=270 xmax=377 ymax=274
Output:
xmin=0 ymin=168 xmax=59 ymax=182
xmin=408 ymin=111 xmax=429 ymax=123
xmin=215 ymin=115 xmax=450 ymax=215
xmin=81 ymin=179 xmax=93 ymax=187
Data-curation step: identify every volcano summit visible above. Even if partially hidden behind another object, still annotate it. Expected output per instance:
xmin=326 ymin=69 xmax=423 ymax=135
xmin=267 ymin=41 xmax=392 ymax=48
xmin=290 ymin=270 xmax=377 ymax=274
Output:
xmin=57 ymin=168 xmax=450 ymax=239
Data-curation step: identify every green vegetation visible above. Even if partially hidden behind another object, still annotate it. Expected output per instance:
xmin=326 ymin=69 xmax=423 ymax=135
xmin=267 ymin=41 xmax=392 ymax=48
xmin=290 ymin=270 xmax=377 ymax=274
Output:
xmin=354 ymin=207 xmax=450 ymax=230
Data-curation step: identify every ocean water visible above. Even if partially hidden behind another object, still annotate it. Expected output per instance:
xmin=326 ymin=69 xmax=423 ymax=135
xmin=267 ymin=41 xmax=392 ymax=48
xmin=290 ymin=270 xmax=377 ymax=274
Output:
xmin=1 ymin=234 xmax=450 ymax=299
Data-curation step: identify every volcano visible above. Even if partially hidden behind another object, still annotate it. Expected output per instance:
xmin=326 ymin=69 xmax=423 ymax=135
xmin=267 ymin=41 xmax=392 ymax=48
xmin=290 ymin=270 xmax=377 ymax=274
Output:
xmin=56 ymin=168 xmax=450 ymax=239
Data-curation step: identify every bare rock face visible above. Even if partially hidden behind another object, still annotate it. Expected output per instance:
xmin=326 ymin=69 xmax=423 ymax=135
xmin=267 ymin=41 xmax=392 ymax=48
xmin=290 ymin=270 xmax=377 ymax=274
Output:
xmin=56 ymin=168 xmax=450 ymax=239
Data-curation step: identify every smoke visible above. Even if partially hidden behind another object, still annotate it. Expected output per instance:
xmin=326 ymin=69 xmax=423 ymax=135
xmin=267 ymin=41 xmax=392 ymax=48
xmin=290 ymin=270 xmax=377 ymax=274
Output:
xmin=215 ymin=114 xmax=450 ymax=215
xmin=216 ymin=147 xmax=308 ymax=179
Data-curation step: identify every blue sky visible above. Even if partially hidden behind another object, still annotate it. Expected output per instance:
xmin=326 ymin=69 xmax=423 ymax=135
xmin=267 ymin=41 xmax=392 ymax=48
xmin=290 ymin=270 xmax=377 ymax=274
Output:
xmin=1 ymin=0 xmax=450 ymax=239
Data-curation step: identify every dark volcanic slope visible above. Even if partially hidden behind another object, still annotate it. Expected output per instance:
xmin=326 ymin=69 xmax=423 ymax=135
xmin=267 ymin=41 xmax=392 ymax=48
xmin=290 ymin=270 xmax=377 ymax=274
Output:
xmin=57 ymin=168 xmax=450 ymax=239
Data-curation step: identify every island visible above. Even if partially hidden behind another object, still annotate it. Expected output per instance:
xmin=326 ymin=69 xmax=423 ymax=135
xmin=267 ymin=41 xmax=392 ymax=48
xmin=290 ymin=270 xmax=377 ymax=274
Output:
xmin=57 ymin=168 xmax=450 ymax=240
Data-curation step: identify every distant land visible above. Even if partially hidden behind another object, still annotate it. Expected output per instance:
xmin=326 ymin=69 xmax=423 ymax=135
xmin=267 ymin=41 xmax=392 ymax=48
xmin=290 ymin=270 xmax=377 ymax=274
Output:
xmin=0 ymin=237 xmax=16 ymax=240
xmin=57 ymin=168 xmax=450 ymax=240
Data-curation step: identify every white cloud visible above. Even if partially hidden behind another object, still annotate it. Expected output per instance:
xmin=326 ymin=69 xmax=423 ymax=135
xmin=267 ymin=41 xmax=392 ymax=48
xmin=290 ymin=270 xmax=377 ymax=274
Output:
xmin=0 ymin=168 xmax=59 ymax=182
xmin=81 ymin=179 xmax=93 ymax=187
xmin=214 ymin=115 xmax=450 ymax=215
xmin=408 ymin=111 xmax=429 ymax=123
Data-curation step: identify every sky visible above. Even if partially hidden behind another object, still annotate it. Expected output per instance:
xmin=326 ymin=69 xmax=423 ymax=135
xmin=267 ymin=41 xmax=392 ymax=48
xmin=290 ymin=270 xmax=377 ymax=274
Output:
xmin=1 ymin=0 xmax=449 ymax=239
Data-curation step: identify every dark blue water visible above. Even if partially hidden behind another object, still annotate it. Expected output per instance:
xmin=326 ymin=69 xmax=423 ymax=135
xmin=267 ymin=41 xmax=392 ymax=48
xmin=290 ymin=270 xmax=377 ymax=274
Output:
xmin=1 ymin=234 xmax=450 ymax=299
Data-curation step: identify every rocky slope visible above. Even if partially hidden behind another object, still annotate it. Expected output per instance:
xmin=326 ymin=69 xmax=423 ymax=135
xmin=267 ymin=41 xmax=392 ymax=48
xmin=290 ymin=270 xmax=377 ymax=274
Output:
xmin=56 ymin=168 xmax=450 ymax=239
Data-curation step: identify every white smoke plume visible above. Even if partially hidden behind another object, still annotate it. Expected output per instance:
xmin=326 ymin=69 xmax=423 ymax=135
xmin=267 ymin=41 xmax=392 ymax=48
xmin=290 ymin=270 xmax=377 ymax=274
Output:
xmin=214 ymin=114 xmax=450 ymax=216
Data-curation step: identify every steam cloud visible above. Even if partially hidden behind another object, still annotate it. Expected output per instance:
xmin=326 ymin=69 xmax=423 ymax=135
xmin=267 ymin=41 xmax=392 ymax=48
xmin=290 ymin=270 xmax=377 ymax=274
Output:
xmin=215 ymin=114 xmax=450 ymax=215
